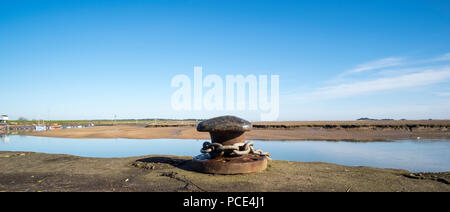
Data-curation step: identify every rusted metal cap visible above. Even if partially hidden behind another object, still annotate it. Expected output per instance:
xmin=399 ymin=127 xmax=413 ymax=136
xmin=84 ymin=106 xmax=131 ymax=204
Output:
xmin=192 ymin=154 xmax=267 ymax=175
xmin=197 ymin=116 xmax=252 ymax=145
xmin=197 ymin=115 xmax=252 ymax=132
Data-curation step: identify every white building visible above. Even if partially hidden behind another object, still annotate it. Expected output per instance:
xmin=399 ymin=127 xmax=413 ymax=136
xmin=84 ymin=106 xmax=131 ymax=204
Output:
xmin=1 ymin=115 xmax=8 ymax=124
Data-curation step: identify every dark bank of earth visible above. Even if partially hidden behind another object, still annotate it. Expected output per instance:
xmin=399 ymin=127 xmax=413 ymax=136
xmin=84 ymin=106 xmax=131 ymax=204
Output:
xmin=0 ymin=151 xmax=449 ymax=192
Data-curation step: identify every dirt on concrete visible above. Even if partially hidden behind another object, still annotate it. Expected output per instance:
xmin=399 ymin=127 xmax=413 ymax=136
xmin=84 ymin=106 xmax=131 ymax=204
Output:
xmin=0 ymin=151 xmax=448 ymax=192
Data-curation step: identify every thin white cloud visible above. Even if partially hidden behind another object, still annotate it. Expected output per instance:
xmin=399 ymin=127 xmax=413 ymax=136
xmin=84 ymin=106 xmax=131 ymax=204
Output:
xmin=295 ymin=66 xmax=450 ymax=102
xmin=435 ymin=92 xmax=450 ymax=97
xmin=288 ymin=53 xmax=450 ymax=103
xmin=343 ymin=53 xmax=450 ymax=77
xmin=347 ymin=57 xmax=405 ymax=74
xmin=431 ymin=53 xmax=450 ymax=62
xmin=405 ymin=52 xmax=450 ymax=64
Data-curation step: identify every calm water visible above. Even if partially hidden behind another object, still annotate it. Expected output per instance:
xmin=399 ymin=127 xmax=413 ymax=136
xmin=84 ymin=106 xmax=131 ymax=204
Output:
xmin=1 ymin=135 xmax=450 ymax=172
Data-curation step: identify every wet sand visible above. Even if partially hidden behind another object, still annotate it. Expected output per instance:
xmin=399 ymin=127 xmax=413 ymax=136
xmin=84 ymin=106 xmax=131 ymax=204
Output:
xmin=0 ymin=151 xmax=448 ymax=192
xmin=29 ymin=123 xmax=450 ymax=141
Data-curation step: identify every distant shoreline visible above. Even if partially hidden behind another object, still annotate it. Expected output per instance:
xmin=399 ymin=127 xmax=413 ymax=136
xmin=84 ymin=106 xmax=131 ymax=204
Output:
xmin=26 ymin=120 xmax=450 ymax=141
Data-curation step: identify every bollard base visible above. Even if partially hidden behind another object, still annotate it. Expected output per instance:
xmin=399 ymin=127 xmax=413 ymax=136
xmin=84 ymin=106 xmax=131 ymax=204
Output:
xmin=191 ymin=154 xmax=267 ymax=175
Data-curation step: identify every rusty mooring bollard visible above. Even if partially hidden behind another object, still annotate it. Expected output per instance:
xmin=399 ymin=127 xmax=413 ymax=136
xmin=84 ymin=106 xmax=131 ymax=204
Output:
xmin=191 ymin=115 xmax=269 ymax=174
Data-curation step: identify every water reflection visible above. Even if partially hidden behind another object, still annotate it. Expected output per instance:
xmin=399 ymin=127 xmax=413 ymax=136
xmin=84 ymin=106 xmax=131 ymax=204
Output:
xmin=0 ymin=135 xmax=449 ymax=172
xmin=0 ymin=134 xmax=9 ymax=143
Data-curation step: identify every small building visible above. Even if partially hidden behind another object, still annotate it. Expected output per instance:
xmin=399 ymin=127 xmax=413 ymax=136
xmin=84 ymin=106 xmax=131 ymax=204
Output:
xmin=1 ymin=115 xmax=8 ymax=124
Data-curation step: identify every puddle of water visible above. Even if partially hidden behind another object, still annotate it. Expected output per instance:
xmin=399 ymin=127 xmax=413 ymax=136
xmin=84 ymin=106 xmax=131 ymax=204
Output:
xmin=0 ymin=135 xmax=449 ymax=172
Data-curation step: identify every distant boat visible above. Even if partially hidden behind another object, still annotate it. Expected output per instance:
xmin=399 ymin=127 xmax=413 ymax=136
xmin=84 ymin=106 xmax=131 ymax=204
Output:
xmin=49 ymin=124 xmax=61 ymax=130
xmin=35 ymin=125 xmax=47 ymax=131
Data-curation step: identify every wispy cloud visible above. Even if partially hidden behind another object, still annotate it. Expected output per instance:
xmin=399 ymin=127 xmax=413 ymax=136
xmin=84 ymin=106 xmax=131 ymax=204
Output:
xmin=287 ymin=53 xmax=450 ymax=103
xmin=310 ymin=68 xmax=449 ymax=100
xmin=430 ymin=53 xmax=450 ymax=62
xmin=342 ymin=53 xmax=450 ymax=77
xmin=346 ymin=57 xmax=405 ymax=74
xmin=435 ymin=92 xmax=450 ymax=97
xmin=328 ymin=56 xmax=406 ymax=84
xmin=293 ymin=66 xmax=450 ymax=102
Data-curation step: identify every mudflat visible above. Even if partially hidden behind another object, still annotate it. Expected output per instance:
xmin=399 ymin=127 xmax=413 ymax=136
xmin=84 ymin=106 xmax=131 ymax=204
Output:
xmin=28 ymin=120 xmax=450 ymax=141
xmin=0 ymin=151 xmax=448 ymax=192
xmin=5 ymin=120 xmax=448 ymax=192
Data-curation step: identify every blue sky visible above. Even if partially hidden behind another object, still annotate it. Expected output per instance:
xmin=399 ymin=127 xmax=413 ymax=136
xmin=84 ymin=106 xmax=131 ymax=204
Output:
xmin=1 ymin=0 xmax=450 ymax=121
